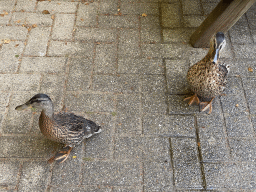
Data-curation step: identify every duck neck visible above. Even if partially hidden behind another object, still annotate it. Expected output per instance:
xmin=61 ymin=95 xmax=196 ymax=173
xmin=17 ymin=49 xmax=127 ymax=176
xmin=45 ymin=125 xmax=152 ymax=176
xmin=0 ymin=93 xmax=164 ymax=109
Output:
xmin=204 ymin=47 xmax=218 ymax=65
xmin=41 ymin=103 xmax=54 ymax=118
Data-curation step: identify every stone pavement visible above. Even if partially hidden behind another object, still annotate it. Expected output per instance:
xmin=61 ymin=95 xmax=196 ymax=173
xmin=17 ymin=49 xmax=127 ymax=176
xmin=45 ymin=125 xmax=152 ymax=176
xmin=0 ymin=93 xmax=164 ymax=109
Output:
xmin=0 ymin=0 xmax=256 ymax=191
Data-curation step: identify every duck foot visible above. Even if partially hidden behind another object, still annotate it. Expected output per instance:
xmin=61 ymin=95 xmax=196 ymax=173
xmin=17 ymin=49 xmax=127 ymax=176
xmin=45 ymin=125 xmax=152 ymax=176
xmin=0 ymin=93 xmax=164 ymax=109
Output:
xmin=199 ymin=97 xmax=214 ymax=114
xmin=184 ymin=94 xmax=200 ymax=106
xmin=48 ymin=146 xmax=73 ymax=164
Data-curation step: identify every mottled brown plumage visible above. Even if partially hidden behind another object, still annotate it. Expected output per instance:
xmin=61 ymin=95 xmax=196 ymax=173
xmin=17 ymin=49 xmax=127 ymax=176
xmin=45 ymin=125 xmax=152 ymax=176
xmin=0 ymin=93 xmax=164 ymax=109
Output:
xmin=185 ymin=32 xmax=229 ymax=113
xmin=16 ymin=94 xmax=102 ymax=163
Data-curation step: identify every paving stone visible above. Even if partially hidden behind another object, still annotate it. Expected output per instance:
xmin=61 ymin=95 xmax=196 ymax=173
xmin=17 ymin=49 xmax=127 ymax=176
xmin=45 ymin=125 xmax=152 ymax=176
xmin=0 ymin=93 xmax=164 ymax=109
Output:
xmin=19 ymin=161 xmax=50 ymax=191
xmin=144 ymin=161 xmax=173 ymax=191
xmin=141 ymin=44 xmax=189 ymax=58
xmin=75 ymin=28 xmax=117 ymax=42
xmin=0 ymin=0 xmax=15 ymax=26
xmin=24 ymin=27 xmax=51 ymax=56
xmin=141 ymin=75 xmax=166 ymax=93
xmin=183 ymin=15 xmax=205 ymax=27
xmin=140 ymin=15 xmax=160 ymax=28
xmin=224 ymin=113 xmax=254 ymax=138
xmin=0 ymin=12 xmax=11 ymax=25
xmin=51 ymin=145 xmax=82 ymax=186
xmin=116 ymin=94 xmax=140 ymax=115
xmin=115 ymin=94 xmax=141 ymax=135
xmin=229 ymin=15 xmax=253 ymax=44
xmin=181 ymin=0 xmax=202 ymax=15
xmin=168 ymin=95 xmax=199 ymax=114
xmin=223 ymin=76 xmax=244 ymax=96
xmin=40 ymin=75 xmax=66 ymax=112
xmin=16 ymin=0 xmax=36 ymax=11
xmin=114 ymin=136 xmax=143 ymax=160
xmin=205 ymin=162 xmax=256 ymax=189
xmin=49 ymin=186 xmax=112 ymax=192
xmin=220 ymin=93 xmax=249 ymax=115
xmin=230 ymin=59 xmax=256 ymax=77
xmin=0 ymin=26 xmax=28 ymax=40
xmin=161 ymin=3 xmax=182 ymax=27
xmin=83 ymin=113 xmax=113 ymax=160
xmin=141 ymin=27 xmax=161 ymax=43
xmin=166 ymin=59 xmax=190 ymax=94
xmin=113 ymin=186 xmax=143 ymax=192
xmin=76 ymin=2 xmax=98 ymax=27
xmin=118 ymin=29 xmax=140 ymax=57
xmin=99 ymin=0 xmax=118 ymax=14
xmin=202 ymin=2 xmax=218 ymax=15
xmin=0 ymin=0 xmax=15 ymax=12
xmin=197 ymin=114 xmax=230 ymax=161
xmin=143 ymin=137 xmax=170 ymax=162
xmin=67 ymin=57 xmax=93 ymax=91
xmin=142 ymin=92 xmax=167 ymax=113
xmin=0 ymin=74 xmax=40 ymax=91
xmin=11 ymin=12 xmax=53 ymax=26
xmin=173 ymin=161 xmax=202 ymax=188
xmin=242 ymin=77 xmax=256 ymax=114
xmin=0 ymin=160 xmax=20 ymax=191
xmin=171 ymin=137 xmax=198 ymax=163
xmin=92 ymin=74 xmax=139 ymax=93
xmin=99 ymin=15 xmax=139 ymax=28
xmin=203 ymin=163 xmax=226 ymax=189
xmin=20 ymin=57 xmax=67 ymax=73
xmin=0 ymin=41 xmax=25 ymax=73
xmin=48 ymin=40 xmax=94 ymax=57
xmin=233 ymin=44 xmax=256 ymax=59
xmin=229 ymin=138 xmax=256 ymax=162
xmin=82 ymin=161 xmax=142 ymax=186
xmin=0 ymin=92 xmax=10 ymax=107
xmin=163 ymin=28 xmax=194 ymax=43
xmin=115 ymin=136 xmax=170 ymax=162
xmin=65 ymin=92 xmax=115 ymax=112
xmin=143 ymin=114 xmax=195 ymax=137
xmin=2 ymin=93 xmax=36 ymax=134
xmin=116 ymin=113 xmax=141 ymax=135
xmin=120 ymin=2 xmax=159 ymax=15
xmin=250 ymin=114 xmax=256 ymax=135
xmin=0 ymin=136 xmax=62 ymax=158
xmin=118 ymin=57 xmax=164 ymax=74
xmin=37 ymin=1 xmax=78 ymax=13
xmin=52 ymin=14 xmax=75 ymax=40
xmin=94 ymin=43 xmax=117 ymax=74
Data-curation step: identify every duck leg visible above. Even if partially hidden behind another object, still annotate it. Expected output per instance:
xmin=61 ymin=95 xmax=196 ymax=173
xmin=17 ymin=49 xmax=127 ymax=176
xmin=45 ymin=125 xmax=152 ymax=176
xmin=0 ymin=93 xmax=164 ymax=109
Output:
xmin=184 ymin=94 xmax=200 ymax=106
xmin=199 ymin=97 xmax=214 ymax=114
xmin=48 ymin=146 xmax=73 ymax=164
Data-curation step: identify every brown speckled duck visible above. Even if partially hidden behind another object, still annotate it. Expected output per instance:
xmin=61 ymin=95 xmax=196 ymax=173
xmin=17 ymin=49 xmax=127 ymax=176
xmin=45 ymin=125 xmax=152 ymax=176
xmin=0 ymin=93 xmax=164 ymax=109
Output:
xmin=15 ymin=94 xmax=101 ymax=163
xmin=184 ymin=32 xmax=229 ymax=114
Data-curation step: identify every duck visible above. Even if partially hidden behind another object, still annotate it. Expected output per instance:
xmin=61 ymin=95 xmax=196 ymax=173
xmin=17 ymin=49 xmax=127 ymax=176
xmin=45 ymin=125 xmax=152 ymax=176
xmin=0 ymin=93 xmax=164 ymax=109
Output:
xmin=184 ymin=32 xmax=229 ymax=114
xmin=15 ymin=93 xmax=102 ymax=163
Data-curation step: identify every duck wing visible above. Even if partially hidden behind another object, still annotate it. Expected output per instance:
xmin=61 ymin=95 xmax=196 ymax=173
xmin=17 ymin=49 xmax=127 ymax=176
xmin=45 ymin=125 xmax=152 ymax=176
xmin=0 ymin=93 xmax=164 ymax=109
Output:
xmin=54 ymin=112 xmax=100 ymax=136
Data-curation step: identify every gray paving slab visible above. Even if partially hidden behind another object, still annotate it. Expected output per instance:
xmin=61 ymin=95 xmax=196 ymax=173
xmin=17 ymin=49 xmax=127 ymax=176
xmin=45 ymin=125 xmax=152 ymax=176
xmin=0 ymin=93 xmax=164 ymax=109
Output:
xmin=0 ymin=0 xmax=256 ymax=191
xmin=0 ymin=41 xmax=25 ymax=73
xmin=18 ymin=161 xmax=50 ymax=191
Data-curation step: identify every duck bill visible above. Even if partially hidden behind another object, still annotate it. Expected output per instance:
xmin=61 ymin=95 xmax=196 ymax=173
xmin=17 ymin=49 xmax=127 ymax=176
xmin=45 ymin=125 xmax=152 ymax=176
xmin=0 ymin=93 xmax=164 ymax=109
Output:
xmin=213 ymin=48 xmax=220 ymax=64
xmin=15 ymin=103 xmax=30 ymax=111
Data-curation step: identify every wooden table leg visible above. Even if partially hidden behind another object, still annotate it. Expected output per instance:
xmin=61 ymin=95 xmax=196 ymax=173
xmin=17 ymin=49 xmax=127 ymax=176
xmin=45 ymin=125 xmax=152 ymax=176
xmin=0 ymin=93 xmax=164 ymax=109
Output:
xmin=190 ymin=0 xmax=256 ymax=48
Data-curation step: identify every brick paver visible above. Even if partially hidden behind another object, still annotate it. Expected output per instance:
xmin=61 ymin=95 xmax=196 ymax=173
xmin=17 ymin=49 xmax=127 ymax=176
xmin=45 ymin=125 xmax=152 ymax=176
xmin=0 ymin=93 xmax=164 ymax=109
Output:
xmin=0 ymin=0 xmax=256 ymax=191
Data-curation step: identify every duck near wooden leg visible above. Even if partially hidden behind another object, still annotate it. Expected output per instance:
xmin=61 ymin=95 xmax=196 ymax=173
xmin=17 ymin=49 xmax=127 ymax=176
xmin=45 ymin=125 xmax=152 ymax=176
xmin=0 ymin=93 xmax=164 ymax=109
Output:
xmin=184 ymin=94 xmax=200 ymax=106
xmin=199 ymin=97 xmax=214 ymax=114
xmin=48 ymin=146 xmax=73 ymax=164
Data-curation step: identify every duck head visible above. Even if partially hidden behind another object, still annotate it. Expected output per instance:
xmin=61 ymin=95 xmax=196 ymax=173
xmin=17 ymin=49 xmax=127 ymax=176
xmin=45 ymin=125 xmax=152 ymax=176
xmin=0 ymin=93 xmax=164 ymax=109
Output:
xmin=15 ymin=94 xmax=54 ymax=117
xmin=211 ymin=32 xmax=226 ymax=64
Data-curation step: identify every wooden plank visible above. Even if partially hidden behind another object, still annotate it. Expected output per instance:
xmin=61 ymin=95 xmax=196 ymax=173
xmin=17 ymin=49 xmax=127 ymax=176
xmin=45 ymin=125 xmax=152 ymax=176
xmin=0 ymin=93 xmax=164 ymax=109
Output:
xmin=190 ymin=0 xmax=256 ymax=48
